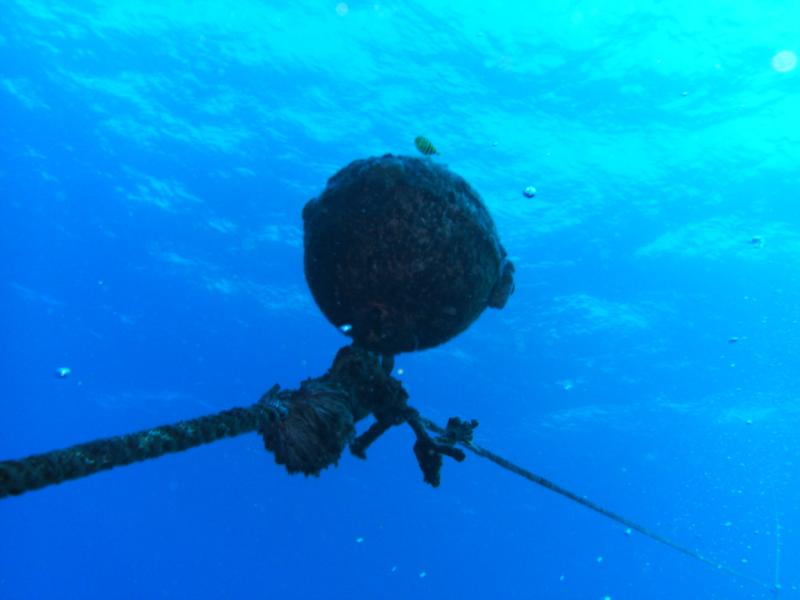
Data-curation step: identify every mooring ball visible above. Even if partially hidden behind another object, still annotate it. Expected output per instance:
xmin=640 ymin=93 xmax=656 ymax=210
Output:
xmin=303 ymin=154 xmax=514 ymax=355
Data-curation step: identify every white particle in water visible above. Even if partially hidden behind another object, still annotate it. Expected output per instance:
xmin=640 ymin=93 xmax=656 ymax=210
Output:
xmin=772 ymin=50 xmax=798 ymax=73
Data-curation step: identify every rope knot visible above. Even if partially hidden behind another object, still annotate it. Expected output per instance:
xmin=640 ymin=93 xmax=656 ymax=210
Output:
xmin=436 ymin=417 xmax=479 ymax=446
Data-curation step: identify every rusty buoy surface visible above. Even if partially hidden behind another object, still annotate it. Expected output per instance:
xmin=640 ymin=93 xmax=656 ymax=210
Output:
xmin=303 ymin=154 xmax=514 ymax=355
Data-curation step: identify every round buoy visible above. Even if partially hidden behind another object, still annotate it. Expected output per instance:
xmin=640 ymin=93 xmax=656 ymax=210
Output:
xmin=303 ymin=154 xmax=514 ymax=355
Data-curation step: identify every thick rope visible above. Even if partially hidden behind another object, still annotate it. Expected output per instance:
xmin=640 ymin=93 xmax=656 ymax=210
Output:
xmin=420 ymin=417 xmax=780 ymax=595
xmin=0 ymin=404 xmax=278 ymax=499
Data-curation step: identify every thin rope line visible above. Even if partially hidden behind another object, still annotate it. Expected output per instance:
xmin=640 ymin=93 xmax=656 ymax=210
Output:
xmin=421 ymin=417 xmax=778 ymax=594
xmin=773 ymin=489 xmax=782 ymax=598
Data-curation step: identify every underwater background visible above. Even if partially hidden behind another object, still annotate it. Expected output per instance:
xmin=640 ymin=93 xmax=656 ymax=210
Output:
xmin=2 ymin=1 xmax=800 ymax=598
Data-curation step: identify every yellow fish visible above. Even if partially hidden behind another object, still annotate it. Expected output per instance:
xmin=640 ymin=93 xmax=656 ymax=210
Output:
xmin=414 ymin=135 xmax=439 ymax=156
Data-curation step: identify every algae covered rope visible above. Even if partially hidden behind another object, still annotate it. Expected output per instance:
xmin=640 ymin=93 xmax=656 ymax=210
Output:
xmin=0 ymin=398 xmax=284 ymax=499
xmin=0 ymin=346 xmax=467 ymax=499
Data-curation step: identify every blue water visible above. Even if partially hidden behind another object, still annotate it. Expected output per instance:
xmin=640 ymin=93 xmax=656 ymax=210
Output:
xmin=2 ymin=1 xmax=800 ymax=598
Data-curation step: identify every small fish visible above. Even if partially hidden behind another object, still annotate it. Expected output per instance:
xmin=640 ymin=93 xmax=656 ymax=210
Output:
xmin=414 ymin=135 xmax=439 ymax=156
